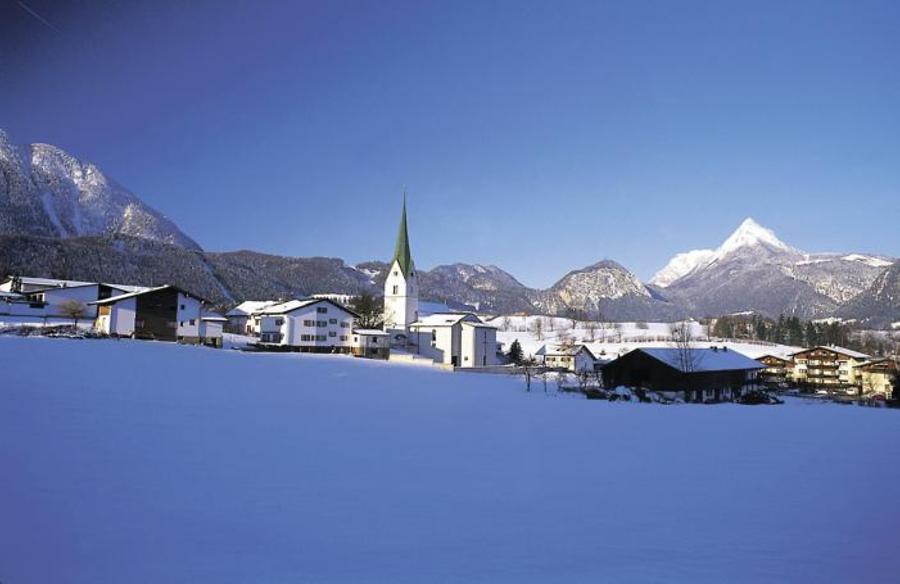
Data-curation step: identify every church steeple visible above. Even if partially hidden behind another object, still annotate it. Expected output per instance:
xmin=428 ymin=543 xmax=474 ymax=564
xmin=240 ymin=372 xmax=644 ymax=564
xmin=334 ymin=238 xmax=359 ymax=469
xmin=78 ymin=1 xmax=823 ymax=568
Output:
xmin=392 ymin=193 xmax=414 ymax=277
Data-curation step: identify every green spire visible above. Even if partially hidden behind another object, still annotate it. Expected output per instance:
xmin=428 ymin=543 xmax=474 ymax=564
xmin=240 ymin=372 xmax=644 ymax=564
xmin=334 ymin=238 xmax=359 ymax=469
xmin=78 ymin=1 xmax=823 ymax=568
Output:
xmin=392 ymin=192 xmax=414 ymax=277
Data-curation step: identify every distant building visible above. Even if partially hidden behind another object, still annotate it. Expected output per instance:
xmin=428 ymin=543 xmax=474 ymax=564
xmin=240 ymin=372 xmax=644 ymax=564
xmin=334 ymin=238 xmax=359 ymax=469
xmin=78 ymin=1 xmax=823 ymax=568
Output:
xmin=539 ymin=344 xmax=598 ymax=374
xmin=408 ymin=313 xmax=498 ymax=368
xmin=790 ymin=346 xmax=870 ymax=388
xmin=602 ymin=347 xmax=764 ymax=402
xmin=256 ymin=298 xmax=358 ymax=352
xmin=225 ymin=300 xmax=280 ymax=335
xmin=855 ymin=358 xmax=898 ymax=399
xmin=91 ymin=285 xmax=218 ymax=345
xmin=311 ymin=293 xmax=357 ymax=307
xmin=382 ymin=197 xmax=419 ymax=338
xmin=199 ymin=312 xmax=227 ymax=348
xmin=756 ymin=354 xmax=794 ymax=385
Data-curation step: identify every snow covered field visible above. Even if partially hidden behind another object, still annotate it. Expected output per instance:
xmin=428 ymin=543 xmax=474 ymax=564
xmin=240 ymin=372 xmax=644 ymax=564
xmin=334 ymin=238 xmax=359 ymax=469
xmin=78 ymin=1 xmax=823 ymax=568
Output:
xmin=2 ymin=336 xmax=899 ymax=583
xmin=490 ymin=315 xmax=801 ymax=361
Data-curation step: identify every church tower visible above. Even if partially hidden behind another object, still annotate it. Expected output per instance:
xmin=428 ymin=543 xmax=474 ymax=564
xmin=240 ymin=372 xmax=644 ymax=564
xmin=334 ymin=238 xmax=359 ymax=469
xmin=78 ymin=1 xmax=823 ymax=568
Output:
xmin=383 ymin=195 xmax=419 ymax=333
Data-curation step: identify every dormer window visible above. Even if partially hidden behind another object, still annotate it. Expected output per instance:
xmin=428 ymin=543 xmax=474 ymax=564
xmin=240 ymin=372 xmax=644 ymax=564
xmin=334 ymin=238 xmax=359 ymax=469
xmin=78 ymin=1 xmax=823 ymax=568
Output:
xmin=393 ymin=271 xmax=398 ymax=276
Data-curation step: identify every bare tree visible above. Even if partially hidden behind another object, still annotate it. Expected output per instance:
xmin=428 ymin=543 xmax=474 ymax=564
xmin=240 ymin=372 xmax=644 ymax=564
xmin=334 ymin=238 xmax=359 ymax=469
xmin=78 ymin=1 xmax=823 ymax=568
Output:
xmin=531 ymin=317 xmax=544 ymax=341
xmin=59 ymin=299 xmax=88 ymax=330
xmin=669 ymin=321 xmax=699 ymax=374
xmin=501 ymin=315 xmax=512 ymax=331
xmin=585 ymin=320 xmax=598 ymax=342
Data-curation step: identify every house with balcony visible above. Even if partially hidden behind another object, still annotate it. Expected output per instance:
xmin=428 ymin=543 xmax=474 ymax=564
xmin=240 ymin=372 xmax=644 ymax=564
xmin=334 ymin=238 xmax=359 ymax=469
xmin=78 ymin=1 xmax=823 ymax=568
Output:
xmin=755 ymin=354 xmax=794 ymax=385
xmin=789 ymin=346 xmax=870 ymax=389
xmin=256 ymin=298 xmax=359 ymax=353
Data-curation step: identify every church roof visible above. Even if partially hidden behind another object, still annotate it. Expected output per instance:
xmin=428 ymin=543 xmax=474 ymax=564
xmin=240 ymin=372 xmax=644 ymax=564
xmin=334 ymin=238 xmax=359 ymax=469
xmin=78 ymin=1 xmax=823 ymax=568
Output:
xmin=392 ymin=195 xmax=414 ymax=277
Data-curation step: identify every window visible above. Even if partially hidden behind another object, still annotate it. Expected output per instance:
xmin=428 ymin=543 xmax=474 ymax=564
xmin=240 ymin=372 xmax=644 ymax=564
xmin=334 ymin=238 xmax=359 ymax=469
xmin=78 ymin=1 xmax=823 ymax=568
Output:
xmin=317 ymin=306 xmax=327 ymax=314
xmin=340 ymin=335 xmax=347 ymax=341
xmin=392 ymin=285 xmax=398 ymax=295
xmin=303 ymin=319 xmax=315 ymax=327
xmin=179 ymin=321 xmax=184 ymax=327
xmin=329 ymin=331 xmax=337 ymax=337
xmin=180 ymin=304 xmax=185 ymax=310
xmin=393 ymin=271 xmax=398 ymax=276
xmin=189 ymin=319 xmax=196 ymax=326
xmin=372 ymin=338 xmax=378 ymax=344
xmin=329 ymin=318 xmax=337 ymax=324
xmin=317 ymin=320 xmax=327 ymax=327
xmin=317 ymin=335 xmax=326 ymax=341
xmin=275 ymin=318 xmax=284 ymax=326
xmin=353 ymin=336 xmax=358 ymax=342
xmin=340 ymin=321 xmax=350 ymax=328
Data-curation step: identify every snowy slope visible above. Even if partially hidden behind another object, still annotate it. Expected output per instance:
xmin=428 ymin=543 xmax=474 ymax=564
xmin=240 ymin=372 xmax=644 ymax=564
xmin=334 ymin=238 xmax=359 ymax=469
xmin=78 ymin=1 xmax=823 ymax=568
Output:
xmin=4 ymin=337 xmax=898 ymax=583
xmin=0 ymin=129 xmax=200 ymax=249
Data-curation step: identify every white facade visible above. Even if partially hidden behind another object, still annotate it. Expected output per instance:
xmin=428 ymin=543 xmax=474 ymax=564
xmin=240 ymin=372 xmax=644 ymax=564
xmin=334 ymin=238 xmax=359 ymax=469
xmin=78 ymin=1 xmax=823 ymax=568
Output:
xmin=543 ymin=345 xmax=598 ymax=373
xmin=351 ymin=328 xmax=390 ymax=358
xmin=383 ymin=259 xmax=419 ymax=333
xmin=258 ymin=299 xmax=357 ymax=352
xmin=91 ymin=285 xmax=212 ymax=344
xmin=95 ymin=296 xmax=137 ymax=336
xmin=409 ymin=313 xmax=498 ymax=368
xmin=225 ymin=300 xmax=279 ymax=335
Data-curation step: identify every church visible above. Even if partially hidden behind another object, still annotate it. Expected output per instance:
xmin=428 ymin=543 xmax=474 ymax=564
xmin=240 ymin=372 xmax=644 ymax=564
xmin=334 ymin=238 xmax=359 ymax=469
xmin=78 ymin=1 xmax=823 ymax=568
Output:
xmin=382 ymin=197 xmax=499 ymax=368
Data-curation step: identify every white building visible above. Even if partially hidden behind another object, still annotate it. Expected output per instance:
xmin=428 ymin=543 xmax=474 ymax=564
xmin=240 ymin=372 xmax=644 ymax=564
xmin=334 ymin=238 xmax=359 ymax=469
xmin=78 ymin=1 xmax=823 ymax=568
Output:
xmin=0 ymin=276 xmax=145 ymax=324
xmin=91 ymin=285 xmax=216 ymax=345
xmin=257 ymin=298 xmax=358 ymax=352
xmin=351 ymin=328 xmax=390 ymax=359
xmin=408 ymin=313 xmax=498 ymax=368
xmin=540 ymin=344 xmax=598 ymax=373
xmin=383 ymin=197 xmax=419 ymax=338
xmin=225 ymin=300 xmax=279 ymax=335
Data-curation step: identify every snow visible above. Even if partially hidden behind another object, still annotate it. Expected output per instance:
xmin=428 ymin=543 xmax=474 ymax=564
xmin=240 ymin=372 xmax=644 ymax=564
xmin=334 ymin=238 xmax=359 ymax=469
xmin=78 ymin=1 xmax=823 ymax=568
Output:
xmin=640 ymin=347 xmax=765 ymax=372
xmin=225 ymin=300 xmax=279 ymax=317
xmin=2 ymin=336 xmax=899 ymax=583
xmin=842 ymin=254 xmax=893 ymax=268
xmin=651 ymin=218 xmax=796 ymax=287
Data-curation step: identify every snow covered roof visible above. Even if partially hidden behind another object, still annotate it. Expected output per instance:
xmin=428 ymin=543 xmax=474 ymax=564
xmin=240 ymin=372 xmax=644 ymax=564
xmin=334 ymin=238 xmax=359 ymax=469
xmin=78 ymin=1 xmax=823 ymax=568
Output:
xmin=226 ymin=300 xmax=280 ymax=317
xmin=258 ymin=298 xmax=360 ymax=317
xmin=353 ymin=329 xmax=389 ymax=336
xmin=791 ymin=345 xmax=870 ymax=360
xmin=411 ymin=313 xmax=481 ymax=327
xmin=0 ymin=290 xmax=23 ymax=299
xmin=4 ymin=276 xmax=94 ymax=288
xmin=637 ymin=347 xmax=765 ymax=373
xmin=201 ymin=311 xmax=227 ymax=322
xmin=542 ymin=344 xmax=597 ymax=359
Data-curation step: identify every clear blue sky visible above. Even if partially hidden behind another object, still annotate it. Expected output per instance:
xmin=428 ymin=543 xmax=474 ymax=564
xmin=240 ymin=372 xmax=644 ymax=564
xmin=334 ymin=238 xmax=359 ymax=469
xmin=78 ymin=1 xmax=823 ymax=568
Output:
xmin=2 ymin=0 xmax=898 ymax=287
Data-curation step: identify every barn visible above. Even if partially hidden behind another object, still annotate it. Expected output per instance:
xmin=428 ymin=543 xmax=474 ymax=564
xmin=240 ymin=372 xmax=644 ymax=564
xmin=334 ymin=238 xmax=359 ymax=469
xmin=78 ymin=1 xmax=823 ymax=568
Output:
xmin=601 ymin=347 xmax=765 ymax=403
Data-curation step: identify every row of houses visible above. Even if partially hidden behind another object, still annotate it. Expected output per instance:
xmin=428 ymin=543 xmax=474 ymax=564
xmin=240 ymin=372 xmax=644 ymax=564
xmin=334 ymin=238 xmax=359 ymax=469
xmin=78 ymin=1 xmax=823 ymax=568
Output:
xmin=756 ymin=345 xmax=897 ymax=398
xmin=1 ymin=276 xmax=227 ymax=347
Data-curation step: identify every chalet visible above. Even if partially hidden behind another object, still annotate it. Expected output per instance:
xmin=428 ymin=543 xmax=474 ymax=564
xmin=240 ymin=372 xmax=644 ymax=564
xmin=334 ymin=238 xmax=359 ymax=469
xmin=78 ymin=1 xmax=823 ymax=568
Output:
xmin=756 ymin=354 xmax=794 ymax=385
xmin=539 ymin=344 xmax=598 ymax=374
xmin=90 ymin=285 xmax=217 ymax=345
xmin=790 ymin=346 xmax=870 ymax=388
xmin=256 ymin=298 xmax=359 ymax=353
xmin=408 ymin=313 xmax=498 ymax=368
xmin=602 ymin=347 xmax=765 ymax=403
xmin=225 ymin=300 xmax=279 ymax=335
xmin=855 ymin=358 xmax=898 ymax=399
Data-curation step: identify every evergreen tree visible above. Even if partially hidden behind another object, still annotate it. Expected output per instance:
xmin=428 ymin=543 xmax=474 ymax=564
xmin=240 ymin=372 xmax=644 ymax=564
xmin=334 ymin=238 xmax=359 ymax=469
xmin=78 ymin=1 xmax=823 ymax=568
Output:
xmin=507 ymin=339 xmax=524 ymax=365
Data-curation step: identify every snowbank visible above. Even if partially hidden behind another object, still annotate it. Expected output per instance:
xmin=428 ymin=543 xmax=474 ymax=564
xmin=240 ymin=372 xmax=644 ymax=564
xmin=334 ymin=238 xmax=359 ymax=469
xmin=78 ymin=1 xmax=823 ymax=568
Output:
xmin=1 ymin=337 xmax=899 ymax=583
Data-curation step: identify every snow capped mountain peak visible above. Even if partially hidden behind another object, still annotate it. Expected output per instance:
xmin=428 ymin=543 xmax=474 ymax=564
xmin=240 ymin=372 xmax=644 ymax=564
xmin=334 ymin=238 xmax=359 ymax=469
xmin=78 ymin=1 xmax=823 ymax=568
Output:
xmin=718 ymin=217 xmax=793 ymax=256
xmin=650 ymin=249 xmax=715 ymax=287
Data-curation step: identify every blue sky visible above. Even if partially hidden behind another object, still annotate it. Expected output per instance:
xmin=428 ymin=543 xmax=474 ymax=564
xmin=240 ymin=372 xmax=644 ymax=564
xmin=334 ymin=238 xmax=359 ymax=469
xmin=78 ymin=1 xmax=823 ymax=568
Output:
xmin=2 ymin=0 xmax=898 ymax=287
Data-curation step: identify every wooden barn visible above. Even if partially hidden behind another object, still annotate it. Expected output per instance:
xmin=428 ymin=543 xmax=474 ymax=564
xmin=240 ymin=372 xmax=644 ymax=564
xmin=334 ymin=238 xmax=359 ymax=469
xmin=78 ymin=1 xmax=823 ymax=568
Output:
xmin=602 ymin=347 xmax=765 ymax=403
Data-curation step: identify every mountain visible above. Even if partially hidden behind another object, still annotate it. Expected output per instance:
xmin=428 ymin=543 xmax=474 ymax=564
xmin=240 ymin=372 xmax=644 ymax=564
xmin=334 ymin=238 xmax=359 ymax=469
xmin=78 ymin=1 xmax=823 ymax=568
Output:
xmin=532 ymin=260 xmax=685 ymax=320
xmin=837 ymin=260 xmax=900 ymax=328
xmin=654 ymin=218 xmax=894 ymax=319
xmin=0 ymin=130 xmax=200 ymax=250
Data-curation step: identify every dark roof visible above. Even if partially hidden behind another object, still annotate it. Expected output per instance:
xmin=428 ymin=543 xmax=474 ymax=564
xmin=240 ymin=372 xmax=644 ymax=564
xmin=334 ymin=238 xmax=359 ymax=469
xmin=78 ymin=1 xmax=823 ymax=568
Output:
xmin=391 ymin=194 xmax=414 ymax=277
xmin=90 ymin=285 xmax=210 ymax=306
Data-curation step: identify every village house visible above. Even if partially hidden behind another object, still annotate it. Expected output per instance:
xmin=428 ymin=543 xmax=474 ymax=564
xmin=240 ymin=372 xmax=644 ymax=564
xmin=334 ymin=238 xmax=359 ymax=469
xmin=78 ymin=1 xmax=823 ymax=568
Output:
xmin=539 ymin=344 xmax=598 ymax=374
xmin=855 ymin=358 xmax=898 ymax=399
xmin=199 ymin=312 xmax=227 ymax=348
xmin=408 ymin=313 xmax=498 ymax=368
xmin=602 ymin=347 xmax=765 ymax=402
xmin=256 ymin=298 xmax=358 ymax=352
xmin=789 ymin=345 xmax=870 ymax=388
xmin=225 ymin=300 xmax=279 ymax=335
xmin=755 ymin=354 xmax=794 ymax=386
xmin=351 ymin=328 xmax=390 ymax=359
xmin=0 ymin=276 xmax=145 ymax=323
xmin=91 ymin=285 xmax=220 ymax=346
